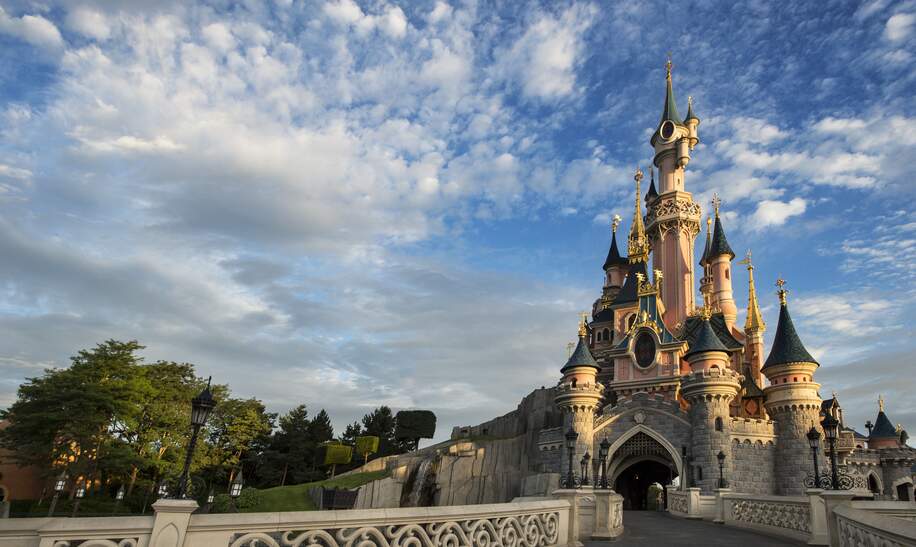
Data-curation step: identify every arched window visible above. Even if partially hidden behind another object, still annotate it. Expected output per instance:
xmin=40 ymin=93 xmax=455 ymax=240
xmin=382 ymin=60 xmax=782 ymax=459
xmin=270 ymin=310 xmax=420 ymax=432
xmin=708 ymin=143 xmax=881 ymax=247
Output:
xmin=627 ymin=314 xmax=636 ymax=329
xmin=603 ymin=328 xmax=610 ymax=342
xmin=596 ymin=331 xmax=602 ymax=342
xmin=571 ymin=378 xmax=577 ymax=388
xmin=868 ymin=474 xmax=880 ymax=494
xmin=725 ymin=269 xmax=730 ymax=279
xmin=715 ymin=417 xmax=723 ymax=432
xmin=696 ymin=466 xmax=703 ymax=481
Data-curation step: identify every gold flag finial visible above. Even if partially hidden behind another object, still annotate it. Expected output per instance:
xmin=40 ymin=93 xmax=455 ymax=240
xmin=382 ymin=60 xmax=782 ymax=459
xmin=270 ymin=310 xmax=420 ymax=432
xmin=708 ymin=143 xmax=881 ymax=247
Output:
xmin=612 ymin=214 xmax=621 ymax=233
xmin=879 ymin=395 xmax=885 ymax=412
xmin=578 ymin=312 xmax=589 ymax=338
xmin=738 ymin=249 xmax=753 ymax=270
xmin=711 ymin=193 xmax=722 ymax=217
xmin=775 ymin=276 xmax=787 ymax=305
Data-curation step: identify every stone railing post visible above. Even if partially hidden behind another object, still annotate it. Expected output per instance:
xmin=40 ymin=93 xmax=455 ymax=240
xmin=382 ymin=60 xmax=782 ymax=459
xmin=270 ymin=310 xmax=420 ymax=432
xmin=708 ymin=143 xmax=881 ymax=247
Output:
xmin=592 ymin=489 xmax=624 ymax=540
xmin=820 ymin=490 xmax=855 ymax=547
xmin=713 ymin=488 xmax=730 ymax=524
xmin=805 ymin=489 xmax=828 ymax=546
xmin=686 ymin=487 xmax=702 ymax=519
xmin=149 ymin=499 xmax=197 ymax=547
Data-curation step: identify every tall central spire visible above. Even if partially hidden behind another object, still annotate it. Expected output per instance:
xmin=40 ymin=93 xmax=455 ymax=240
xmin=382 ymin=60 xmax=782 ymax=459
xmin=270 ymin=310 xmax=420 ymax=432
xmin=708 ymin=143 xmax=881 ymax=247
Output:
xmin=659 ymin=56 xmax=683 ymax=126
xmin=739 ymin=250 xmax=765 ymax=333
xmin=628 ymin=168 xmax=649 ymax=263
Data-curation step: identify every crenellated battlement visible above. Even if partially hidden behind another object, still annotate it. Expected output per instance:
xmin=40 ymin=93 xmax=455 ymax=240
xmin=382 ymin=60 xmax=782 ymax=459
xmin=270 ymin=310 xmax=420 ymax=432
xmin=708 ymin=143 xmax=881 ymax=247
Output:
xmin=729 ymin=416 xmax=776 ymax=443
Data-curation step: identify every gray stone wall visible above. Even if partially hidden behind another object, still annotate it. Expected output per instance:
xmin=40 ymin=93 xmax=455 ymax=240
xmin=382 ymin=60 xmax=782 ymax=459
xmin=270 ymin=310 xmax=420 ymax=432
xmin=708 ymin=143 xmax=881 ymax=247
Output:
xmin=730 ymin=439 xmax=776 ymax=494
xmin=769 ymin=406 xmax=824 ymax=496
xmin=688 ymin=395 xmax=734 ymax=493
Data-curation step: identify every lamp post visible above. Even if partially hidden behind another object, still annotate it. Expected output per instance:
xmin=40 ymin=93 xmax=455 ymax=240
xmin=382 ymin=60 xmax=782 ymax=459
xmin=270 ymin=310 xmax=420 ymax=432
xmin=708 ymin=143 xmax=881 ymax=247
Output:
xmin=71 ymin=483 xmax=85 ymax=518
xmin=807 ymin=426 xmax=822 ymax=488
xmin=113 ymin=485 xmax=125 ymax=513
xmin=157 ymin=479 xmax=169 ymax=499
xmin=175 ymin=378 xmax=216 ymax=499
xmin=598 ymin=438 xmax=610 ymax=489
xmin=716 ymin=451 xmax=728 ymax=488
xmin=564 ymin=428 xmax=578 ymax=489
xmin=580 ymin=452 xmax=591 ymax=486
xmin=822 ymin=413 xmax=840 ymax=490
xmin=229 ymin=470 xmax=244 ymax=513
xmin=47 ymin=470 xmax=67 ymax=517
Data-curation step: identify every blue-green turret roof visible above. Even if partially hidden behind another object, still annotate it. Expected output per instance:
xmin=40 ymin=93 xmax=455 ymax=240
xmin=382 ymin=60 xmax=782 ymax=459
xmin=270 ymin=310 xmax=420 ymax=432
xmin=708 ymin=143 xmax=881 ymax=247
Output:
xmin=659 ymin=63 xmax=683 ymax=126
xmin=709 ymin=214 xmax=735 ymax=260
xmin=869 ymin=407 xmax=898 ymax=440
xmin=561 ymin=335 xmax=600 ymax=373
xmin=684 ymin=316 xmax=729 ymax=360
xmin=612 ymin=259 xmax=647 ymax=305
xmin=685 ymin=96 xmax=698 ymax=122
xmin=763 ymin=297 xmax=818 ymax=369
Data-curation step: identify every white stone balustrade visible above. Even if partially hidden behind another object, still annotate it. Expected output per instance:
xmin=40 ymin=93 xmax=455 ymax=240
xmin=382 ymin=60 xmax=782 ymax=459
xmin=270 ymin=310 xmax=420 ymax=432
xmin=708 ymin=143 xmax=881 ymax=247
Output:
xmin=0 ymin=499 xmax=571 ymax=547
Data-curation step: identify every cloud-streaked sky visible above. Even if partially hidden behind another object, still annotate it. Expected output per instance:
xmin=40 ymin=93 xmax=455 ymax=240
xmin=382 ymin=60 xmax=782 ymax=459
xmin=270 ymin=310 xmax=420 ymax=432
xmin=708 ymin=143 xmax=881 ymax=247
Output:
xmin=0 ymin=0 xmax=913 ymax=442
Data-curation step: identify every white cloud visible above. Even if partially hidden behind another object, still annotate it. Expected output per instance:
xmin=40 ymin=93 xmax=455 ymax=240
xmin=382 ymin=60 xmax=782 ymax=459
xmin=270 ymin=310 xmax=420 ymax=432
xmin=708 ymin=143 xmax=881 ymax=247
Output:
xmin=884 ymin=13 xmax=915 ymax=41
xmin=749 ymin=198 xmax=807 ymax=229
xmin=0 ymin=7 xmax=64 ymax=50
xmin=495 ymin=5 xmax=596 ymax=100
xmin=427 ymin=2 xmax=453 ymax=24
xmin=65 ymin=6 xmax=110 ymax=40
xmin=380 ymin=6 xmax=408 ymax=39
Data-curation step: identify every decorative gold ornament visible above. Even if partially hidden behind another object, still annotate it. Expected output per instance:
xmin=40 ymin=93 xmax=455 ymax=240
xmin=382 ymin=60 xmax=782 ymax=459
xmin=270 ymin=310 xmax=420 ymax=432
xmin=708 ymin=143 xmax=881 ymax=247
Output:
xmin=628 ymin=168 xmax=650 ymax=263
xmin=775 ymin=276 xmax=788 ymax=305
xmin=878 ymin=395 xmax=884 ymax=412
xmin=711 ymin=193 xmax=722 ymax=218
xmin=578 ymin=312 xmax=589 ymax=338
xmin=739 ymin=250 xmax=765 ymax=333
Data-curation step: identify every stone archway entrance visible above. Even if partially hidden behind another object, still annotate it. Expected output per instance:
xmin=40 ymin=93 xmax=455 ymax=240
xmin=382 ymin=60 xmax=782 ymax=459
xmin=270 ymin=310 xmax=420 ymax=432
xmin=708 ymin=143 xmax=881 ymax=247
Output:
xmin=607 ymin=431 xmax=678 ymax=511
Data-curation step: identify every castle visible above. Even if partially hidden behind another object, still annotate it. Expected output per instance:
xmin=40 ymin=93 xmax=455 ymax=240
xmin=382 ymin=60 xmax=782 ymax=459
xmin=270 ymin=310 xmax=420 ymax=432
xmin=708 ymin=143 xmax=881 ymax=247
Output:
xmin=356 ymin=62 xmax=915 ymax=513
xmin=535 ymin=60 xmax=915 ymax=509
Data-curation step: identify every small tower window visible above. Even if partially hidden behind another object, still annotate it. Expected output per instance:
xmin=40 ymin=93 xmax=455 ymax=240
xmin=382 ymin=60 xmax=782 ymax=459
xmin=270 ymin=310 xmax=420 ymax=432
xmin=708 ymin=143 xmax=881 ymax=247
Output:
xmin=715 ymin=417 xmax=723 ymax=432
xmin=603 ymin=328 xmax=610 ymax=342
xmin=725 ymin=269 xmax=730 ymax=280
xmin=596 ymin=331 xmax=602 ymax=342
xmin=697 ymin=466 xmax=703 ymax=481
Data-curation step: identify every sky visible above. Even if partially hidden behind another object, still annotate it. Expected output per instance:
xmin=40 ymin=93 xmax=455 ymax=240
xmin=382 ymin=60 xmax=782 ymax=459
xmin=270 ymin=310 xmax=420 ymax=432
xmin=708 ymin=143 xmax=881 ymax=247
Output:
xmin=0 ymin=0 xmax=913 ymax=444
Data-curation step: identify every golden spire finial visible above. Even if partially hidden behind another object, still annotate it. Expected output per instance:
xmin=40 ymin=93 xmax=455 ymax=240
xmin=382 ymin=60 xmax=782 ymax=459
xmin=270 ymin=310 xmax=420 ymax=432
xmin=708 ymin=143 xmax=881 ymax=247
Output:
xmin=665 ymin=54 xmax=672 ymax=79
xmin=711 ymin=193 xmax=722 ymax=218
xmin=775 ymin=276 xmax=787 ymax=305
xmin=612 ymin=214 xmax=621 ymax=233
xmin=688 ymin=95 xmax=693 ymax=108
xmin=628 ymin=168 xmax=649 ymax=263
xmin=701 ymin=301 xmax=712 ymax=320
xmin=879 ymin=395 xmax=885 ymax=412
xmin=739 ymin=250 xmax=764 ymax=332
xmin=706 ymin=214 xmax=712 ymax=231
xmin=578 ymin=312 xmax=588 ymax=338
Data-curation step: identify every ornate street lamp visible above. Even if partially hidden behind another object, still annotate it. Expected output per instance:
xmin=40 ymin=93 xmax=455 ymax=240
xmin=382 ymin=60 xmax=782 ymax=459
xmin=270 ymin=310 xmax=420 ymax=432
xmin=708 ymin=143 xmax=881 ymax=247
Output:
xmin=175 ymin=378 xmax=217 ymax=499
xmin=807 ymin=426 xmax=822 ymax=488
xmin=157 ymin=479 xmax=169 ymax=498
xmin=564 ymin=429 xmax=578 ymax=489
xmin=229 ymin=470 xmax=244 ymax=512
xmin=822 ymin=413 xmax=840 ymax=490
xmin=113 ymin=484 xmax=125 ymax=513
xmin=47 ymin=470 xmax=67 ymax=517
xmin=580 ymin=452 xmax=591 ymax=486
xmin=598 ymin=438 xmax=610 ymax=489
xmin=716 ymin=451 xmax=728 ymax=488
xmin=71 ymin=482 xmax=86 ymax=518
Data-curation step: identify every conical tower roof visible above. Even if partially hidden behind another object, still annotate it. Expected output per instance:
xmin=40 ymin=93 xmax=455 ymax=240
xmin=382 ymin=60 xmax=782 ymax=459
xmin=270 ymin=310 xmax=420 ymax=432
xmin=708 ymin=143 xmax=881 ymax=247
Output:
xmin=658 ymin=58 xmax=683 ymax=126
xmin=740 ymin=251 xmax=765 ymax=333
xmin=684 ymin=315 xmax=729 ymax=360
xmin=685 ymin=95 xmax=698 ymax=122
xmin=603 ymin=223 xmax=628 ymax=270
xmin=709 ymin=212 xmax=735 ymax=260
xmin=870 ymin=397 xmax=899 ymax=440
xmin=561 ymin=321 xmax=599 ymax=373
xmin=699 ymin=215 xmax=712 ymax=266
xmin=763 ymin=284 xmax=817 ymax=369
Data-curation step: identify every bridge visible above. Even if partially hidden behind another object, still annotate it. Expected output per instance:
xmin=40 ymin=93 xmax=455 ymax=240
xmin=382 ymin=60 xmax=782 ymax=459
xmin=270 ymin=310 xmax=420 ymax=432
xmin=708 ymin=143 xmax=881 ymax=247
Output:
xmin=0 ymin=489 xmax=914 ymax=546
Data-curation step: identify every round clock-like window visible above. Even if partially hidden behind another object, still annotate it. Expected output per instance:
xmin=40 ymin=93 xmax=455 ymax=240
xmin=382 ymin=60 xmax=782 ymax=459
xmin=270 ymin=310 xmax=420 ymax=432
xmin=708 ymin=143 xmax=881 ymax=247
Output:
xmin=634 ymin=331 xmax=656 ymax=368
xmin=660 ymin=120 xmax=675 ymax=140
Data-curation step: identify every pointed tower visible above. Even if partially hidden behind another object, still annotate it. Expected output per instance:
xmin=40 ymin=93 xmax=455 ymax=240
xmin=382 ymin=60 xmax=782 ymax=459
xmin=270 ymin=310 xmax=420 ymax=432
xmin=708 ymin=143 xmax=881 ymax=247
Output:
xmin=699 ymin=215 xmax=713 ymax=308
xmin=602 ymin=216 xmax=629 ymax=293
xmin=708 ymin=195 xmax=737 ymax=326
xmin=555 ymin=314 xmax=604 ymax=481
xmin=610 ymin=169 xmax=651 ymax=335
xmin=680 ymin=308 xmax=742 ymax=493
xmin=762 ymin=278 xmax=823 ymax=496
xmin=645 ymin=58 xmax=702 ymax=329
xmin=739 ymin=250 xmax=765 ymax=386
xmin=868 ymin=396 xmax=903 ymax=450
xmin=592 ymin=216 xmax=629 ymax=351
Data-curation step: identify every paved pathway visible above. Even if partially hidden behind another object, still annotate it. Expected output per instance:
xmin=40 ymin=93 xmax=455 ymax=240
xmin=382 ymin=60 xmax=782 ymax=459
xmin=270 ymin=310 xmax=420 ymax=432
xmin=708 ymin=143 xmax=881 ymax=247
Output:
xmin=585 ymin=511 xmax=806 ymax=546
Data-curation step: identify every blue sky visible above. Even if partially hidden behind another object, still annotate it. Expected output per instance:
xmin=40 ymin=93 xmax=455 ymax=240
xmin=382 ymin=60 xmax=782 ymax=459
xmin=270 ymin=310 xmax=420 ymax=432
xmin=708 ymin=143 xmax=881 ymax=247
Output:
xmin=0 ymin=0 xmax=913 ymax=442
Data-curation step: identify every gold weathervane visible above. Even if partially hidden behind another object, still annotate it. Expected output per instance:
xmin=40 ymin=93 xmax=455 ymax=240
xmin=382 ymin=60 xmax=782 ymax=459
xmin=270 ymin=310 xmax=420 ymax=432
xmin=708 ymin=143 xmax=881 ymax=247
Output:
xmin=711 ymin=193 xmax=722 ymax=218
xmin=578 ymin=312 xmax=589 ymax=338
xmin=775 ymin=276 xmax=787 ymax=305
xmin=612 ymin=214 xmax=621 ymax=233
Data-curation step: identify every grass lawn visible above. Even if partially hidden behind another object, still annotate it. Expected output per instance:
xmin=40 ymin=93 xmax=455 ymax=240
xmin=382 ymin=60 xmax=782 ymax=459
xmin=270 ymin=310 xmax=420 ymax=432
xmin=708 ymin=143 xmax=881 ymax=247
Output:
xmin=248 ymin=470 xmax=390 ymax=512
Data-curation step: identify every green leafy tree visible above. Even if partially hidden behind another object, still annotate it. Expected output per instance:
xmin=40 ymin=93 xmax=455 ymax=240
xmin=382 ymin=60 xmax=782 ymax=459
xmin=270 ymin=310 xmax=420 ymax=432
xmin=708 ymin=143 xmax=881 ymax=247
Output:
xmin=361 ymin=406 xmax=411 ymax=457
xmin=341 ymin=422 xmax=362 ymax=446
xmin=204 ymin=397 xmax=275 ymax=487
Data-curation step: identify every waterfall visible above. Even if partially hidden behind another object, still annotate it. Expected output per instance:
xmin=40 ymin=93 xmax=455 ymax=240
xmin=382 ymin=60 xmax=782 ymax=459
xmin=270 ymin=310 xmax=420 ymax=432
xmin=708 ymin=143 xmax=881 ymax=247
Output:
xmin=405 ymin=459 xmax=435 ymax=507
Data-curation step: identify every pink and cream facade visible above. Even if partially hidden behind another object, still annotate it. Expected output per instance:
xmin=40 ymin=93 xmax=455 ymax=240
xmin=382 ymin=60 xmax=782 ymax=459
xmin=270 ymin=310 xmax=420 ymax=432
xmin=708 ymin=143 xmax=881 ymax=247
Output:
xmin=545 ymin=62 xmax=915 ymax=505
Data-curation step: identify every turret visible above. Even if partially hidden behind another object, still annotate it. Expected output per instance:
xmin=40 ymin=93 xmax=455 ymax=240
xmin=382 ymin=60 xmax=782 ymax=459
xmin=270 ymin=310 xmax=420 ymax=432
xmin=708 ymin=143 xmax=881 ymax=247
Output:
xmin=603 ymin=215 xmax=628 ymax=289
xmin=738 ymin=250 xmax=765 ymax=387
xmin=708 ymin=195 xmax=737 ymax=327
xmin=699 ymin=215 xmax=713 ymax=308
xmin=868 ymin=396 xmax=904 ymax=450
xmin=555 ymin=315 xmax=604 ymax=482
xmin=684 ymin=96 xmax=700 ymax=150
xmin=680 ymin=309 xmax=741 ymax=493
xmin=762 ymin=278 xmax=823 ymax=496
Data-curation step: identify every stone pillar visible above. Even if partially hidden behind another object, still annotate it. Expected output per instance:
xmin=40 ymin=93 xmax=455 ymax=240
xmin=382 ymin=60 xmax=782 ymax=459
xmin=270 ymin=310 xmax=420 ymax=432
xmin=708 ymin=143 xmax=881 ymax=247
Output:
xmin=553 ymin=489 xmax=596 ymax=547
xmin=149 ymin=499 xmax=197 ymax=547
xmin=685 ymin=487 xmax=703 ymax=519
xmin=820 ymin=490 xmax=855 ymax=547
xmin=806 ymin=488 xmax=828 ymax=546
xmin=713 ymin=488 xmax=730 ymax=524
xmin=592 ymin=490 xmax=624 ymax=540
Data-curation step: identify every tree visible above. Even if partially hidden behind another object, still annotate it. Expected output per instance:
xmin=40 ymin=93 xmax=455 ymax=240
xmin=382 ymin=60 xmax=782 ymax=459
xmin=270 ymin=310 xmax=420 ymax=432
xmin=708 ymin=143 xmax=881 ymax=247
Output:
xmin=361 ymin=406 xmax=410 ymax=457
xmin=204 ymin=397 xmax=275 ymax=487
xmin=341 ymin=421 xmax=362 ymax=446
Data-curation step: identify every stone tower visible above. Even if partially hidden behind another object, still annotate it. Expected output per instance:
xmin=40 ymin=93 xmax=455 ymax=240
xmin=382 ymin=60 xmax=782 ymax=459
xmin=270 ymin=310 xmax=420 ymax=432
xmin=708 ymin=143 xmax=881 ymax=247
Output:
xmin=706 ymin=199 xmax=737 ymax=328
xmin=680 ymin=312 xmax=742 ymax=493
xmin=645 ymin=60 xmax=702 ymax=329
xmin=555 ymin=316 xmax=603 ymax=482
xmin=762 ymin=280 xmax=824 ymax=496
